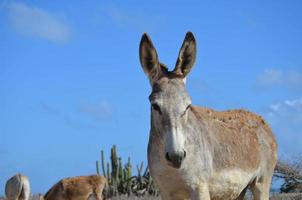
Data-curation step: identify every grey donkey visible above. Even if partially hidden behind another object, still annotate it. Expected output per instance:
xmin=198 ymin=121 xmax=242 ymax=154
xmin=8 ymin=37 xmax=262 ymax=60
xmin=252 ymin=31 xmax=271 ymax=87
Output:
xmin=139 ymin=32 xmax=277 ymax=200
xmin=5 ymin=174 xmax=30 ymax=200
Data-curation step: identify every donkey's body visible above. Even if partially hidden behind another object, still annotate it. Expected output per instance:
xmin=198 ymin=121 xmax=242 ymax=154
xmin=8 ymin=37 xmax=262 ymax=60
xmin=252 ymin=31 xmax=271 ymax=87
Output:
xmin=139 ymin=32 xmax=277 ymax=200
xmin=148 ymin=102 xmax=277 ymax=200
xmin=43 ymin=175 xmax=106 ymax=200
xmin=5 ymin=174 xmax=30 ymax=200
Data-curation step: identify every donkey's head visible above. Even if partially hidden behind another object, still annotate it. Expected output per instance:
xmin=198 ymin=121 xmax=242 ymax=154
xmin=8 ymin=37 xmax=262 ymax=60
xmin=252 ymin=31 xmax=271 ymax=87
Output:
xmin=139 ymin=32 xmax=197 ymax=169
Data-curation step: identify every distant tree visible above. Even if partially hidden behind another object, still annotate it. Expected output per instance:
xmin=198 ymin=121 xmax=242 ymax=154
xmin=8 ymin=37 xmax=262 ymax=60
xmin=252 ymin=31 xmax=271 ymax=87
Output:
xmin=274 ymin=158 xmax=302 ymax=193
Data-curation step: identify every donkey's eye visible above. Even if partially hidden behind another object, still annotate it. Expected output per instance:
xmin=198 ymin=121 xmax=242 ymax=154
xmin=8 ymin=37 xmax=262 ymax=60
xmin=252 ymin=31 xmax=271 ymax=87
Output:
xmin=181 ymin=105 xmax=190 ymax=117
xmin=185 ymin=105 xmax=190 ymax=111
xmin=152 ymin=104 xmax=162 ymax=114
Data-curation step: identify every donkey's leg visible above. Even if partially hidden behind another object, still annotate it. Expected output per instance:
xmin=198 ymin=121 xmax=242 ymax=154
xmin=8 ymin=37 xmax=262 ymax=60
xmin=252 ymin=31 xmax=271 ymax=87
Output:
xmin=19 ymin=186 xmax=30 ymax=200
xmin=250 ymin=177 xmax=271 ymax=200
xmin=191 ymin=184 xmax=210 ymax=200
xmin=88 ymin=193 xmax=97 ymax=200
xmin=94 ymin=187 xmax=104 ymax=200
xmin=236 ymin=185 xmax=248 ymax=200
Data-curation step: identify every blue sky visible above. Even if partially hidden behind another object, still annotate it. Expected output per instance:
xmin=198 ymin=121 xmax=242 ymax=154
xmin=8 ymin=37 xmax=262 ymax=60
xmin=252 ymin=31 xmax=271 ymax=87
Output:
xmin=1 ymin=0 xmax=302 ymax=195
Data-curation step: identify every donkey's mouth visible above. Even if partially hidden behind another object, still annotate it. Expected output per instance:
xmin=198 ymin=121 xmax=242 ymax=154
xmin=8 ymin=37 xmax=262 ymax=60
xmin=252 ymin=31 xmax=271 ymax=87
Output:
xmin=167 ymin=161 xmax=182 ymax=169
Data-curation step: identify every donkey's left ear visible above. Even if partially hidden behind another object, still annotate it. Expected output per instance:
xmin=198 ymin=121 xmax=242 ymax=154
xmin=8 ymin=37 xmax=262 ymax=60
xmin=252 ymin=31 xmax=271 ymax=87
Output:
xmin=139 ymin=33 xmax=161 ymax=82
xmin=173 ymin=32 xmax=196 ymax=78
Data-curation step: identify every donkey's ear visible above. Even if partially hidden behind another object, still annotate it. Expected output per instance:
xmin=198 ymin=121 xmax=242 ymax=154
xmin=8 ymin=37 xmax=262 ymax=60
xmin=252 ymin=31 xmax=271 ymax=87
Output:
xmin=173 ymin=32 xmax=196 ymax=78
xmin=139 ymin=33 xmax=161 ymax=81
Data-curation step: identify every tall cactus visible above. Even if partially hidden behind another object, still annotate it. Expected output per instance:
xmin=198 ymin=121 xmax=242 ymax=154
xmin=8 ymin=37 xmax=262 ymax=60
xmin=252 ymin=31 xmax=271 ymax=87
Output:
xmin=110 ymin=145 xmax=118 ymax=180
xmin=125 ymin=157 xmax=132 ymax=179
xmin=96 ymin=160 xmax=100 ymax=175
xmin=96 ymin=145 xmax=158 ymax=198
xmin=118 ymin=157 xmax=123 ymax=180
xmin=101 ymin=150 xmax=106 ymax=176
xmin=106 ymin=162 xmax=110 ymax=180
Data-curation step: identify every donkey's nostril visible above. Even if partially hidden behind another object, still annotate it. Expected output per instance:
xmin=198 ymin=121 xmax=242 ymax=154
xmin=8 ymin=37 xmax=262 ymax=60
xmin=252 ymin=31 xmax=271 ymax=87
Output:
xmin=165 ymin=151 xmax=186 ymax=169
xmin=183 ymin=150 xmax=187 ymax=158
xmin=165 ymin=152 xmax=171 ymax=161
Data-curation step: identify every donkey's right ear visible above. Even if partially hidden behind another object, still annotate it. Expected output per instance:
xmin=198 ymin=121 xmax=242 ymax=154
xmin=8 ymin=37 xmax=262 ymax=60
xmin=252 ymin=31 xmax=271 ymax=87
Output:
xmin=139 ymin=33 xmax=161 ymax=81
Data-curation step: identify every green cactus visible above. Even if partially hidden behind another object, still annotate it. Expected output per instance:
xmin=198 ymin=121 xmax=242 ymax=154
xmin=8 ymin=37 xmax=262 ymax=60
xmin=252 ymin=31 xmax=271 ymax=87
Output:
xmin=101 ymin=150 xmax=106 ymax=177
xmin=110 ymin=145 xmax=118 ymax=180
xmin=125 ymin=157 xmax=132 ymax=179
xmin=106 ymin=162 xmax=110 ymax=180
xmin=97 ymin=145 xmax=159 ymax=198
xmin=118 ymin=157 xmax=123 ymax=180
xmin=96 ymin=160 xmax=100 ymax=175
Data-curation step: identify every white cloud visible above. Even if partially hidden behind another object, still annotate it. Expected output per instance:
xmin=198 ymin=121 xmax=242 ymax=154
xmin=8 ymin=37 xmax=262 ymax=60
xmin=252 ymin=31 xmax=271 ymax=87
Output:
xmin=255 ymin=69 xmax=302 ymax=90
xmin=284 ymin=98 xmax=302 ymax=107
xmin=264 ymin=97 xmax=302 ymax=155
xmin=266 ymin=97 xmax=302 ymax=123
xmin=78 ymin=101 xmax=113 ymax=121
xmin=7 ymin=2 xmax=71 ymax=43
xmin=269 ymin=103 xmax=281 ymax=111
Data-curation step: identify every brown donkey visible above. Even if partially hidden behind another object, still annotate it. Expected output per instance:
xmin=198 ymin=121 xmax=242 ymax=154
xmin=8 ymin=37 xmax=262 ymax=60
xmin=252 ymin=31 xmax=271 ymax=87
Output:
xmin=43 ymin=175 xmax=106 ymax=200
xmin=139 ymin=32 xmax=277 ymax=200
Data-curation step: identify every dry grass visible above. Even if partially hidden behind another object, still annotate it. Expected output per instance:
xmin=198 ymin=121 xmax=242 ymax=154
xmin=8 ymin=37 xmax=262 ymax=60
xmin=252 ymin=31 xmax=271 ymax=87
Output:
xmin=270 ymin=193 xmax=302 ymax=200
xmin=110 ymin=193 xmax=302 ymax=200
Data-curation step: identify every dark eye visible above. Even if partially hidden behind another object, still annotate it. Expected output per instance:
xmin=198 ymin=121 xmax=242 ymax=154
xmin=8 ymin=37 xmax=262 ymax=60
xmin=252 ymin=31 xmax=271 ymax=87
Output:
xmin=181 ymin=105 xmax=190 ymax=117
xmin=152 ymin=103 xmax=162 ymax=114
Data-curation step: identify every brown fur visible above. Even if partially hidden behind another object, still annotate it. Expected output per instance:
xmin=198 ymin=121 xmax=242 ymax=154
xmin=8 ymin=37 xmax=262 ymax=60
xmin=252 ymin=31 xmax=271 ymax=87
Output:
xmin=191 ymin=106 xmax=277 ymax=171
xmin=43 ymin=175 xmax=106 ymax=200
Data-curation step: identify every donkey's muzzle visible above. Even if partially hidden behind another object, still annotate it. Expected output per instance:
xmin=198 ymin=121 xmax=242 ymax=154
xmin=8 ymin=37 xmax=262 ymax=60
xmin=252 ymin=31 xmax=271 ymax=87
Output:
xmin=165 ymin=151 xmax=186 ymax=169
